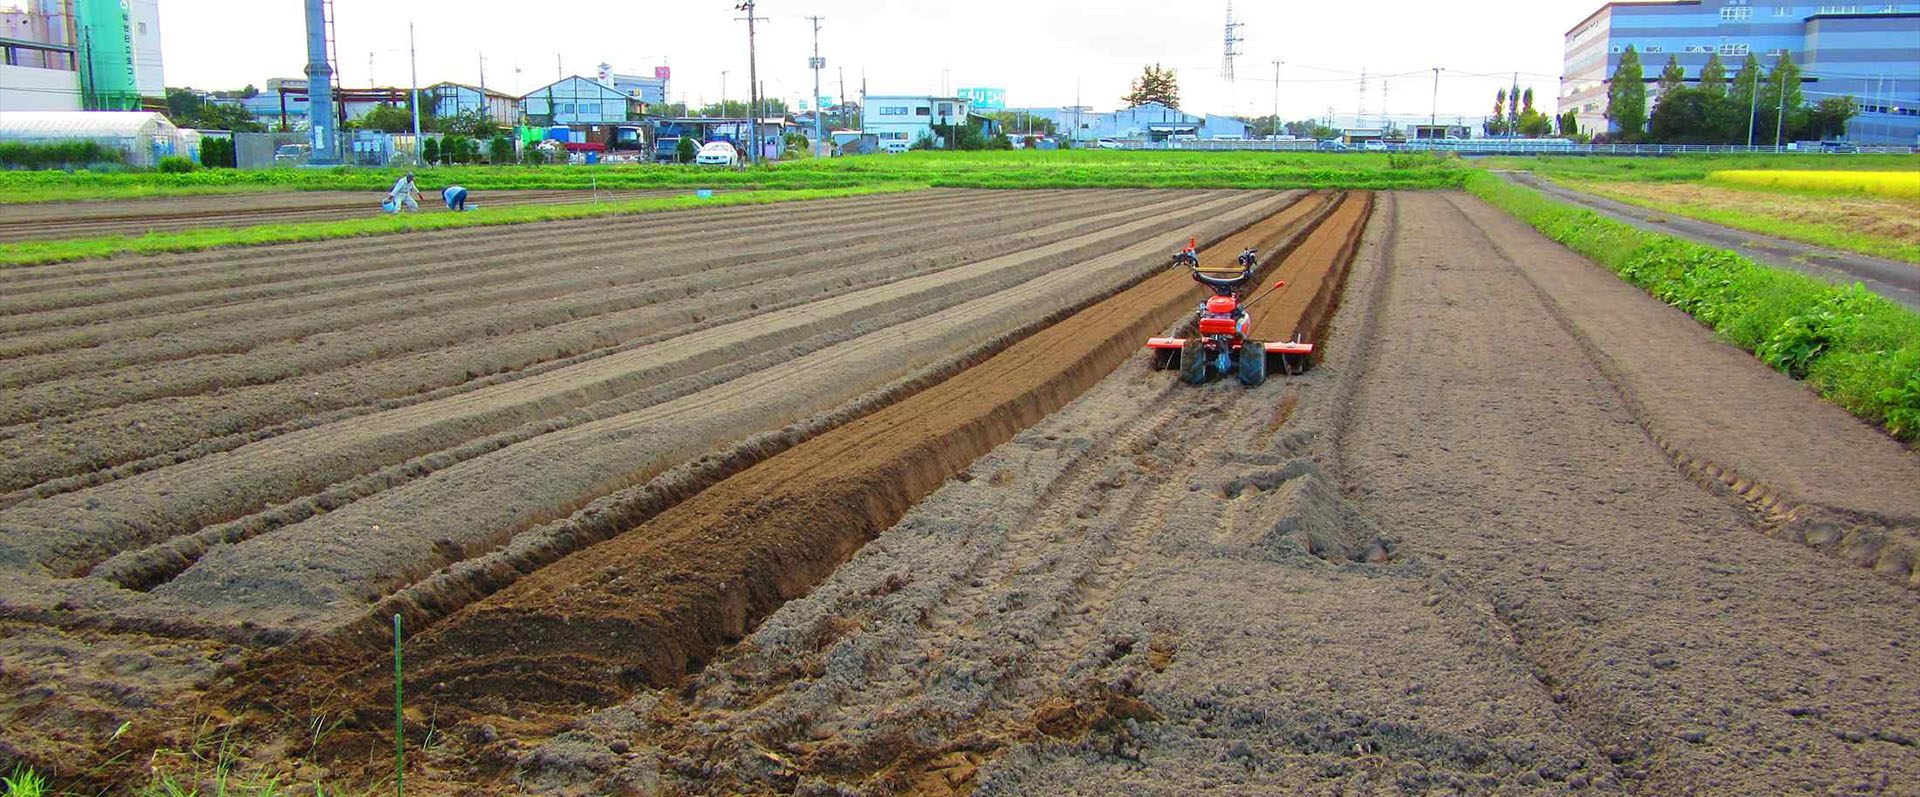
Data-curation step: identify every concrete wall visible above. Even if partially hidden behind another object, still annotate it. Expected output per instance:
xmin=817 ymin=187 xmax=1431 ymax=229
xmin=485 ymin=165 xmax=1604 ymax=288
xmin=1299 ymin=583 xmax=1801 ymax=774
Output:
xmin=0 ymin=63 xmax=82 ymax=110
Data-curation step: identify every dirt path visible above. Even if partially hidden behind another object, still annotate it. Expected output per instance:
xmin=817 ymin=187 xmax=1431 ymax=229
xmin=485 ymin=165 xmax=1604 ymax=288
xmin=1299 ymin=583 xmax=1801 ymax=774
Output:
xmin=1499 ymin=172 xmax=1920 ymax=310
xmin=496 ymin=191 xmax=1917 ymax=796
xmin=0 ymin=188 xmax=713 ymax=243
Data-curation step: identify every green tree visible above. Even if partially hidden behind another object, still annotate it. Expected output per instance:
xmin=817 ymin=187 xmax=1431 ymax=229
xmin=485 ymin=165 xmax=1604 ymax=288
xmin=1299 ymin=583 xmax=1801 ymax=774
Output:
xmin=438 ymin=109 xmax=501 ymax=140
xmin=353 ymin=104 xmax=416 ymax=133
xmin=1518 ymin=109 xmax=1554 ymax=138
xmin=1803 ymin=96 xmax=1858 ymax=140
xmin=1488 ymin=89 xmax=1508 ymax=136
xmin=1658 ymin=56 xmax=1686 ymax=95
xmin=488 ymin=135 xmax=515 ymax=164
xmin=988 ymin=111 xmax=1055 ymax=136
xmin=1557 ymin=110 xmax=1579 ymax=137
xmin=1122 ymin=63 xmax=1180 ymax=108
xmin=1522 ymin=87 xmax=1535 ymax=115
xmin=1650 ymin=86 xmax=1714 ymax=143
xmin=675 ymin=137 xmax=697 ymax=163
xmin=1605 ymin=46 xmax=1647 ymax=142
xmin=987 ymin=132 xmax=1014 ymax=150
xmin=1762 ymin=53 xmax=1805 ymax=143
xmin=1728 ymin=54 xmax=1763 ymax=143
xmin=1699 ymin=54 xmax=1728 ymax=96
xmin=421 ymin=137 xmax=440 ymax=164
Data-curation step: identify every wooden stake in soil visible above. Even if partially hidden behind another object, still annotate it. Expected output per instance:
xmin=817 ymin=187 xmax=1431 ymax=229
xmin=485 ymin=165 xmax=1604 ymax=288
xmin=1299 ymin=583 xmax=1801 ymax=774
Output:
xmin=395 ymin=613 xmax=404 ymax=797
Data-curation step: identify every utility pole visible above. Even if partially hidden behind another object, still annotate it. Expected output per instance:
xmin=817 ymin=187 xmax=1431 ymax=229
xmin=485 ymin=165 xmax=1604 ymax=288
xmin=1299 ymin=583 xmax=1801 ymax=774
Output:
xmin=556 ymin=53 xmax=562 ymax=81
xmin=735 ymin=1 xmax=766 ymax=165
xmin=721 ymin=70 xmax=728 ymax=115
xmin=1430 ymin=67 xmax=1441 ymax=127
xmin=838 ymin=66 xmax=846 ymax=130
xmin=1746 ymin=66 xmax=1759 ymax=147
xmin=807 ymin=15 xmax=826 ymax=158
xmin=478 ymin=53 xmax=486 ymax=92
xmin=408 ymin=23 xmax=420 ymax=165
xmin=1271 ymin=60 xmax=1282 ymax=138
xmin=1773 ymin=55 xmax=1787 ymax=149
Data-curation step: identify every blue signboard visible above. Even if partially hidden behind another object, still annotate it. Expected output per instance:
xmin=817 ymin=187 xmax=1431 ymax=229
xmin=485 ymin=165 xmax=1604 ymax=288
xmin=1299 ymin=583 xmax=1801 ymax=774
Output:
xmin=957 ymin=87 xmax=1006 ymax=110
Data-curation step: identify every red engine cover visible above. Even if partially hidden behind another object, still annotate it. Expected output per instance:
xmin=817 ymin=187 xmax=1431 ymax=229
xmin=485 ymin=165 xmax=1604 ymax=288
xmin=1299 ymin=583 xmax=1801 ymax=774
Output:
xmin=1197 ymin=317 xmax=1238 ymax=335
xmin=1205 ymin=295 xmax=1238 ymax=314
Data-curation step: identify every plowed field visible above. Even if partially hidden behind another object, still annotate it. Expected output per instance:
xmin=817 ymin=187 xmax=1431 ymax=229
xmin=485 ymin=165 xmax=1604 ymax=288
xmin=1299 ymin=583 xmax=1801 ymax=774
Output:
xmin=0 ymin=187 xmax=1319 ymax=777
xmin=5 ymin=187 xmax=1914 ymax=797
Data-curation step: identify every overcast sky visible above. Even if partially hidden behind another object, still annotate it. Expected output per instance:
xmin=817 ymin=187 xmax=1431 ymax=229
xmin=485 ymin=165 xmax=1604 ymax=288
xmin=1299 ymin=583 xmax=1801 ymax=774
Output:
xmin=152 ymin=0 xmax=1601 ymax=124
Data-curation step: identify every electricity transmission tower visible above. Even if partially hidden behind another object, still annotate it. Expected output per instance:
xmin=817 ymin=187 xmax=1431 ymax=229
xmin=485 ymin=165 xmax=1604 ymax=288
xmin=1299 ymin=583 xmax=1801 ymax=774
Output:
xmin=1222 ymin=2 xmax=1245 ymax=92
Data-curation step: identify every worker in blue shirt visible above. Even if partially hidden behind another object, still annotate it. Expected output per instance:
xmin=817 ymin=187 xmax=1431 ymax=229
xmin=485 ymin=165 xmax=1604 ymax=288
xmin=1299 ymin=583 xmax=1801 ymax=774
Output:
xmin=442 ymin=184 xmax=470 ymax=212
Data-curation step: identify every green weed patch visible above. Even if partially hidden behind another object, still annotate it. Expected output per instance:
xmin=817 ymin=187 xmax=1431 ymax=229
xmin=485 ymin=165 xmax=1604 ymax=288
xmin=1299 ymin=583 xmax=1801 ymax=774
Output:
xmin=0 ymin=151 xmax=1465 ymax=203
xmin=0 ymin=185 xmax=922 ymax=266
xmin=1465 ymin=170 xmax=1920 ymax=442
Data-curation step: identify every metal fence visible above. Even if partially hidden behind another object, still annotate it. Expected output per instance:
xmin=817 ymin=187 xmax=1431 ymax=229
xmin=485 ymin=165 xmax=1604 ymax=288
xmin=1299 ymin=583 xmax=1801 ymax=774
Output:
xmin=1113 ymin=140 xmax=1917 ymax=156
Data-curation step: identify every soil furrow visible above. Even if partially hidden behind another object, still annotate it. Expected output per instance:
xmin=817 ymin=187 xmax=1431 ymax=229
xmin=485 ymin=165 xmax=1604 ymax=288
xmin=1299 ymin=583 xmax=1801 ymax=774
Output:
xmin=0 ymin=189 xmax=1012 ymax=337
xmin=0 ymin=188 xmax=952 ymax=290
xmin=346 ymin=192 xmax=1330 ymax=738
xmin=0 ymin=191 xmax=1266 ymax=583
xmin=0 ymin=192 xmax=1203 ymax=496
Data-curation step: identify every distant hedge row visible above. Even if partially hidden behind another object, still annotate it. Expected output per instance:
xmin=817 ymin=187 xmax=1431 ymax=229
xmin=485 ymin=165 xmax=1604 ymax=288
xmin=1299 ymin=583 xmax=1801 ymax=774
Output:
xmin=1465 ymin=170 xmax=1919 ymax=441
xmin=0 ymin=140 xmax=123 ymax=169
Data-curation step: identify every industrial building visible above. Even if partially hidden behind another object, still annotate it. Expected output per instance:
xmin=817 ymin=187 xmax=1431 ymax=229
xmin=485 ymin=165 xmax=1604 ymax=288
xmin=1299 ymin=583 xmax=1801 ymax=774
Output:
xmin=603 ymin=64 xmax=670 ymax=106
xmin=1562 ymin=1 xmax=1920 ymax=145
xmin=0 ymin=0 xmax=165 ymax=111
xmin=429 ymin=82 xmax=520 ymax=126
xmin=1016 ymin=102 xmax=1251 ymax=142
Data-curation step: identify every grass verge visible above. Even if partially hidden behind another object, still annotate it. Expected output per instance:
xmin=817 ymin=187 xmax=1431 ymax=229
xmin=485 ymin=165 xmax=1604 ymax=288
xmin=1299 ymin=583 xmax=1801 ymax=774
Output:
xmin=1567 ymin=179 xmax=1920 ymax=264
xmin=1479 ymin=153 xmax=1920 ymax=184
xmin=0 ymin=185 xmax=923 ymax=266
xmin=1465 ymin=170 xmax=1920 ymax=442
xmin=0 ymin=151 xmax=1466 ymax=202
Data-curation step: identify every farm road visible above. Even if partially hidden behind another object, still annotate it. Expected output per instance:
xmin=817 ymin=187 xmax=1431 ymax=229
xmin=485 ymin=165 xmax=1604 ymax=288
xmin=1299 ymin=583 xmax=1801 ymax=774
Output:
xmin=1499 ymin=171 xmax=1920 ymax=310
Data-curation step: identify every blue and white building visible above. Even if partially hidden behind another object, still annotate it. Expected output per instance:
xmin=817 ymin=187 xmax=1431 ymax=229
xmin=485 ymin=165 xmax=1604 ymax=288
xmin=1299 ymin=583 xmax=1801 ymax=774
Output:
xmin=1562 ymin=1 xmax=1920 ymax=144
xmin=861 ymin=95 xmax=976 ymax=147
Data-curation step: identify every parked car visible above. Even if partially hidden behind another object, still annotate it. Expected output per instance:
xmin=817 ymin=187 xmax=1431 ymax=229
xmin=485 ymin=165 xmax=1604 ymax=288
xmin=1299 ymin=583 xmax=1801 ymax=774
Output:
xmin=1361 ymin=140 xmax=1388 ymax=153
xmin=1316 ymin=140 xmax=1350 ymax=151
xmin=273 ymin=143 xmax=310 ymax=165
xmin=695 ymin=141 xmax=740 ymax=166
xmin=1096 ymin=138 xmax=1121 ymax=149
xmin=1820 ymin=141 xmax=1860 ymax=154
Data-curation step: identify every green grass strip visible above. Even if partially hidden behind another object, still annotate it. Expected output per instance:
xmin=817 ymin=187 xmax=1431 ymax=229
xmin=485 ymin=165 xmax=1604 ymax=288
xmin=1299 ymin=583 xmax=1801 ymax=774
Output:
xmin=0 ymin=185 xmax=924 ymax=266
xmin=1464 ymin=169 xmax=1920 ymax=442
xmin=1568 ymin=180 xmax=1920 ymax=265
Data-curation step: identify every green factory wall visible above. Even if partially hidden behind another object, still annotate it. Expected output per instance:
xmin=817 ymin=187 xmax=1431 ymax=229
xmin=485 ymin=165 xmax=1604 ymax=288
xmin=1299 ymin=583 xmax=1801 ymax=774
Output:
xmin=76 ymin=0 xmax=140 ymax=110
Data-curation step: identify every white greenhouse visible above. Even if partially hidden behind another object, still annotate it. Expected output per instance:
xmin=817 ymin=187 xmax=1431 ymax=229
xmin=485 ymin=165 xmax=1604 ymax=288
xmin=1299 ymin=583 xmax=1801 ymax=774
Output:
xmin=0 ymin=111 xmax=184 ymax=167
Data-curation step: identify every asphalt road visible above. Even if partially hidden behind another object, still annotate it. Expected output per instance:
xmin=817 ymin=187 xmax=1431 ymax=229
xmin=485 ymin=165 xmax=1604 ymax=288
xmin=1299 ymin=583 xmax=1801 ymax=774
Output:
xmin=1497 ymin=171 xmax=1920 ymax=310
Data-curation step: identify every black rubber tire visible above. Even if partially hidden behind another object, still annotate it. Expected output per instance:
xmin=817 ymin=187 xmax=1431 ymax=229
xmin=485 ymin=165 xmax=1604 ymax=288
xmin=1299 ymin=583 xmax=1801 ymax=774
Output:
xmin=1180 ymin=339 xmax=1209 ymax=385
xmin=1238 ymin=340 xmax=1268 ymax=387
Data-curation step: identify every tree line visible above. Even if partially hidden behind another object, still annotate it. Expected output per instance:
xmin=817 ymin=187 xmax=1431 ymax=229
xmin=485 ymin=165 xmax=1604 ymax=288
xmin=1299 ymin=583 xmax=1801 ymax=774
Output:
xmin=1605 ymin=47 xmax=1858 ymax=144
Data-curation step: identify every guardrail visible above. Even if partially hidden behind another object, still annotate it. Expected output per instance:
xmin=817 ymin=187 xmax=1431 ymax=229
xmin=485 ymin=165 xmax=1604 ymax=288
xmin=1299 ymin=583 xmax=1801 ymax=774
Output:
xmin=1112 ymin=140 xmax=1917 ymax=156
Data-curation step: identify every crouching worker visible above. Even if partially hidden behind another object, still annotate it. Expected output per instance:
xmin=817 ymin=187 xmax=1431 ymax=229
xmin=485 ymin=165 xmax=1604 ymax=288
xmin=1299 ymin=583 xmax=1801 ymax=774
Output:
xmin=386 ymin=171 xmax=420 ymax=214
xmin=442 ymin=184 xmax=471 ymax=212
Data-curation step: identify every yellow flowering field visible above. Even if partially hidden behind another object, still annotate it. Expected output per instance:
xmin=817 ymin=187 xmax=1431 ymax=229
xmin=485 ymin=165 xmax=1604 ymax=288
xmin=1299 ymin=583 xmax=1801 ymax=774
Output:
xmin=1708 ymin=169 xmax=1920 ymax=199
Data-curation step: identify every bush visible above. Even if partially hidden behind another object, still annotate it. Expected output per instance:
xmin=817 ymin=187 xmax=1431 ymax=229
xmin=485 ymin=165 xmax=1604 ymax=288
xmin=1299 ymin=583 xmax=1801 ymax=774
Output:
xmin=421 ymin=137 xmax=440 ymax=165
xmin=488 ymin=136 xmax=515 ymax=164
xmin=675 ymin=137 xmax=697 ymax=164
xmin=199 ymin=137 xmax=236 ymax=168
xmin=0 ymin=140 xmax=123 ymax=170
xmin=1465 ymin=169 xmax=1920 ymax=441
xmin=158 ymin=156 xmax=196 ymax=173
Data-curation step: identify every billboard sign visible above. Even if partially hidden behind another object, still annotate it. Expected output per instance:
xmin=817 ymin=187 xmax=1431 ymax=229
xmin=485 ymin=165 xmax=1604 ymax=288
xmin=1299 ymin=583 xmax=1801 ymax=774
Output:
xmin=957 ymin=87 xmax=1006 ymax=110
xmin=655 ymin=66 xmax=671 ymax=80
